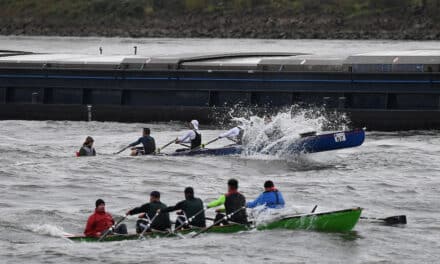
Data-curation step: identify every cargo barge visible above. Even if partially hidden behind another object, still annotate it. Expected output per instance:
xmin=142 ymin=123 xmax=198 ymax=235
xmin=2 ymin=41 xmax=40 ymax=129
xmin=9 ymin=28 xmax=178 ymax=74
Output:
xmin=1 ymin=50 xmax=440 ymax=130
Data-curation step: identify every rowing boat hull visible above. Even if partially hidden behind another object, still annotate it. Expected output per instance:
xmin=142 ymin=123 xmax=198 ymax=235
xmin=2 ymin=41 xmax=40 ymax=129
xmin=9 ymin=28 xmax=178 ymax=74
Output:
xmin=257 ymin=208 xmax=362 ymax=233
xmin=65 ymin=208 xmax=361 ymax=242
xmin=170 ymin=129 xmax=365 ymax=156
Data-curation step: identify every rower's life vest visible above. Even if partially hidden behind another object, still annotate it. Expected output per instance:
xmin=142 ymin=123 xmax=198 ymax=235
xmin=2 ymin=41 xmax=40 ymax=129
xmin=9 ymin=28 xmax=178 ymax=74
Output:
xmin=80 ymin=146 xmax=96 ymax=156
xmin=264 ymin=189 xmax=281 ymax=206
xmin=225 ymin=191 xmax=248 ymax=224
xmin=191 ymin=130 xmax=202 ymax=149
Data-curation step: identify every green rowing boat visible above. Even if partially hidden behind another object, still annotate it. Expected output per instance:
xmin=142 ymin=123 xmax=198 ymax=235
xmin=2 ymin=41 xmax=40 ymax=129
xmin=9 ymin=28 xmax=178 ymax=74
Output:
xmin=66 ymin=208 xmax=361 ymax=242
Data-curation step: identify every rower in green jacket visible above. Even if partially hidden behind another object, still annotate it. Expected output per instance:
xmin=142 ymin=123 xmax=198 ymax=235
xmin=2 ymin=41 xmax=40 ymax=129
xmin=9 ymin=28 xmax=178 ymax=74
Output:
xmin=162 ymin=187 xmax=206 ymax=229
xmin=207 ymin=179 xmax=248 ymax=225
xmin=126 ymin=191 xmax=171 ymax=233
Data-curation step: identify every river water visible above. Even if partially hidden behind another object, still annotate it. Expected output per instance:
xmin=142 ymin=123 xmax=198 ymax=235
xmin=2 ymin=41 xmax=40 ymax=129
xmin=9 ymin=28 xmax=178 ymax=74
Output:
xmin=0 ymin=37 xmax=440 ymax=263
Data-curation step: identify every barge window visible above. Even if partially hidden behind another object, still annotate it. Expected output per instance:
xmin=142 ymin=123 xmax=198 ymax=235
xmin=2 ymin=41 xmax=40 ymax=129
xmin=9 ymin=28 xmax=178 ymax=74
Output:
xmin=387 ymin=94 xmax=439 ymax=110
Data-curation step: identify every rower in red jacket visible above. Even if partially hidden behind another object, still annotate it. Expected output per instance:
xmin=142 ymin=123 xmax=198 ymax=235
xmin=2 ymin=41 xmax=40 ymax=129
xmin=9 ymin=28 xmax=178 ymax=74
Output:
xmin=84 ymin=199 xmax=127 ymax=237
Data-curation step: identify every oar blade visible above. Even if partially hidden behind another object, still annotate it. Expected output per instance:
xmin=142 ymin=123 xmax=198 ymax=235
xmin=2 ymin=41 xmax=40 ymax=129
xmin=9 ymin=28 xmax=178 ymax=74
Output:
xmin=383 ymin=215 xmax=407 ymax=225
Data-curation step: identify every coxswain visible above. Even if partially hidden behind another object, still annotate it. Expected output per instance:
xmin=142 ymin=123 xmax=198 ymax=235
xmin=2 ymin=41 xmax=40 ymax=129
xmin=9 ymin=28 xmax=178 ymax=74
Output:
xmin=175 ymin=120 xmax=202 ymax=150
xmin=162 ymin=187 xmax=206 ymax=229
xmin=207 ymin=179 xmax=248 ymax=225
xmin=129 ymin=128 xmax=156 ymax=156
xmin=246 ymin=180 xmax=285 ymax=209
xmin=84 ymin=199 xmax=127 ymax=237
xmin=77 ymin=136 xmax=96 ymax=157
xmin=218 ymin=126 xmax=244 ymax=145
xmin=126 ymin=191 xmax=171 ymax=233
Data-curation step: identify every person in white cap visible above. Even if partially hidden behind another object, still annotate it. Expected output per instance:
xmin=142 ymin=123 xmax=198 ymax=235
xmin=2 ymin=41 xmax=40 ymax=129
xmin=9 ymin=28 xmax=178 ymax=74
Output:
xmin=175 ymin=120 xmax=202 ymax=150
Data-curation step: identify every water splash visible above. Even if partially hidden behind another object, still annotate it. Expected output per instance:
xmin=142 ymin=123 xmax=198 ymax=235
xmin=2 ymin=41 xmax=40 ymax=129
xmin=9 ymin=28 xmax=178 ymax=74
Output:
xmin=220 ymin=106 xmax=350 ymax=157
xmin=27 ymin=224 xmax=69 ymax=238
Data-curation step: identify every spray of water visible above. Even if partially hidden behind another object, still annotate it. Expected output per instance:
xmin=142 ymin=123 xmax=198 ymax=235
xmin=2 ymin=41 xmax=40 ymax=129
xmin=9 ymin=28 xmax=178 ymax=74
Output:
xmin=220 ymin=105 xmax=350 ymax=158
xmin=27 ymin=224 xmax=69 ymax=237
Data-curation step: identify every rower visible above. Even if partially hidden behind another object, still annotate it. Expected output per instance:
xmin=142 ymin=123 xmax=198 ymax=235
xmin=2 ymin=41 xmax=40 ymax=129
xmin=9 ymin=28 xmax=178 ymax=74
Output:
xmin=126 ymin=191 xmax=171 ymax=233
xmin=161 ymin=187 xmax=206 ymax=229
xmin=207 ymin=179 xmax=248 ymax=225
xmin=129 ymin=128 xmax=156 ymax=156
xmin=84 ymin=199 xmax=127 ymax=237
xmin=175 ymin=120 xmax=202 ymax=150
xmin=77 ymin=136 xmax=96 ymax=157
xmin=246 ymin=180 xmax=285 ymax=209
xmin=218 ymin=126 xmax=244 ymax=145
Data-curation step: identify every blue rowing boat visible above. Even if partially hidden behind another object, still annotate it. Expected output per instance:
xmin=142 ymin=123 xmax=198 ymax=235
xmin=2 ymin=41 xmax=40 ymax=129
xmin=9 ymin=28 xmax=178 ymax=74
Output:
xmin=170 ymin=129 xmax=365 ymax=156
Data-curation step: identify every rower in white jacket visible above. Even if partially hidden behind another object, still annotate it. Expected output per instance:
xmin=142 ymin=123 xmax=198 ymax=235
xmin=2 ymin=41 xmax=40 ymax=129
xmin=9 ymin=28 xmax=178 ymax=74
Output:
xmin=175 ymin=120 xmax=202 ymax=150
xmin=219 ymin=126 xmax=244 ymax=144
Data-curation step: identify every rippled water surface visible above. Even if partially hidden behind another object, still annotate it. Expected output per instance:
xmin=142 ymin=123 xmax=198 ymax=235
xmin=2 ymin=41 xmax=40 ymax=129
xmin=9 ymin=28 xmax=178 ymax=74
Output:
xmin=0 ymin=118 xmax=439 ymax=264
xmin=1 ymin=36 xmax=440 ymax=263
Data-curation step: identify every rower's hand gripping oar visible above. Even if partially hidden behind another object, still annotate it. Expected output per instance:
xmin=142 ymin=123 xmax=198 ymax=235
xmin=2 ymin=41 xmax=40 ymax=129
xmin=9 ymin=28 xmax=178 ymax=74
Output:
xmin=156 ymin=140 xmax=175 ymax=154
xmin=138 ymin=210 xmax=161 ymax=239
xmin=192 ymin=206 xmax=245 ymax=238
xmin=174 ymin=207 xmax=209 ymax=231
xmin=360 ymin=215 xmax=407 ymax=225
xmin=98 ymin=215 xmax=128 ymax=242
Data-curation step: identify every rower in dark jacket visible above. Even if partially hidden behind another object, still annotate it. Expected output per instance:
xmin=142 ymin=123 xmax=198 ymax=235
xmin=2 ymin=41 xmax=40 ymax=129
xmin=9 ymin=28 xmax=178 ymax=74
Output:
xmin=207 ymin=178 xmax=248 ymax=225
xmin=126 ymin=191 xmax=171 ymax=233
xmin=129 ymin=128 xmax=156 ymax=156
xmin=162 ymin=187 xmax=206 ymax=229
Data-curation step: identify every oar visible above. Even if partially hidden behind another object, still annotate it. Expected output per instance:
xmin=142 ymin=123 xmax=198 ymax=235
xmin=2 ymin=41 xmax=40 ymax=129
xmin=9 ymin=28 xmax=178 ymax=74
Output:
xmin=174 ymin=207 xmax=209 ymax=231
xmin=138 ymin=210 xmax=161 ymax=239
xmin=192 ymin=206 xmax=245 ymax=238
xmin=360 ymin=215 xmax=407 ymax=225
xmin=156 ymin=139 xmax=175 ymax=154
xmin=204 ymin=216 xmax=248 ymax=226
xmin=98 ymin=215 xmax=127 ymax=242
xmin=179 ymin=143 xmax=191 ymax=149
xmin=114 ymin=146 xmax=130 ymax=155
xmin=201 ymin=137 xmax=221 ymax=148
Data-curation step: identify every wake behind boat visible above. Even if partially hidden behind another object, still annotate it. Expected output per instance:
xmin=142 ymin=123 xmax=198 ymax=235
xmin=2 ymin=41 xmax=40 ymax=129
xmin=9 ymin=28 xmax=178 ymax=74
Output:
xmin=65 ymin=207 xmax=362 ymax=242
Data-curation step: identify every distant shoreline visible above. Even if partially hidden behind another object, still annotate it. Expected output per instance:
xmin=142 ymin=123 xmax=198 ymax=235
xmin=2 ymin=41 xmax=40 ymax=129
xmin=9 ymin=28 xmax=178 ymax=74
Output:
xmin=1 ymin=1 xmax=439 ymax=40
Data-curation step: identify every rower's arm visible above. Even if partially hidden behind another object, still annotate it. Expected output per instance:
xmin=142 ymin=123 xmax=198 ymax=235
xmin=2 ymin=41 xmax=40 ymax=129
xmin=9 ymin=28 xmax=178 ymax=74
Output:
xmin=161 ymin=201 xmax=183 ymax=213
xmin=128 ymin=138 xmax=141 ymax=147
xmin=128 ymin=203 xmax=149 ymax=215
xmin=246 ymin=193 xmax=264 ymax=208
xmin=207 ymin=195 xmax=226 ymax=208
xmin=177 ymin=131 xmax=195 ymax=143
xmin=219 ymin=127 xmax=239 ymax=139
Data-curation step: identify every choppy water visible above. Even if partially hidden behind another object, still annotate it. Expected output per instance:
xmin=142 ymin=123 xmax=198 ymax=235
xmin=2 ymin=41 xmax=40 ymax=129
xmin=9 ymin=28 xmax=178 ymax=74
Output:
xmin=1 ymin=35 xmax=440 ymax=57
xmin=0 ymin=114 xmax=439 ymax=263
xmin=1 ymin=36 xmax=440 ymax=263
